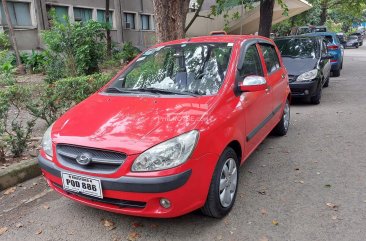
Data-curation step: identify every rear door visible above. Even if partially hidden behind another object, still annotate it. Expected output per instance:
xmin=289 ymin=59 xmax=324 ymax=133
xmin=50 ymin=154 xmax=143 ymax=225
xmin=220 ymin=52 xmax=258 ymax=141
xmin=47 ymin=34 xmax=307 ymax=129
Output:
xmin=258 ymin=43 xmax=287 ymax=116
xmin=320 ymin=39 xmax=331 ymax=81
xmin=237 ymin=42 xmax=273 ymax=154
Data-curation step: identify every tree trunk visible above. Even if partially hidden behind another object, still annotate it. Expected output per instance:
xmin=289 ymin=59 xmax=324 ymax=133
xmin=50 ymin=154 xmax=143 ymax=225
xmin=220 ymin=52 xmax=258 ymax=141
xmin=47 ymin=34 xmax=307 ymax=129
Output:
xmin=105 ymin=0 xmax=112 ymax=57
xmin=185 ymin=0 xmax=204 ymax=34
xmin=1 ymin=0 xmax=24 ymax=74
xmin=258 ymin=0 xmax=275 ymax=38
xmin=319 ymin=7 xmax=327 ymax=25
xmin=153 ymin=0 xmax=190 ymax=43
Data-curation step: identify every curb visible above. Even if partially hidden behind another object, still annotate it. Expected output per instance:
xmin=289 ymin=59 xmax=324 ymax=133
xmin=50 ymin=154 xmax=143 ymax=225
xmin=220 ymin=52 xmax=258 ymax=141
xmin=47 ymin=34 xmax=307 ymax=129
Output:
xmin=0 ymin=159 xmax=41 ymax=191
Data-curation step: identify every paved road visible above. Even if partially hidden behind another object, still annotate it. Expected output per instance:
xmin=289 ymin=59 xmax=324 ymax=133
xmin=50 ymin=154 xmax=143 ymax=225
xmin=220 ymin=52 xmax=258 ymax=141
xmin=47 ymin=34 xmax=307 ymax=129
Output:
xmin=1 ymin=45 xmax=366 ymax=241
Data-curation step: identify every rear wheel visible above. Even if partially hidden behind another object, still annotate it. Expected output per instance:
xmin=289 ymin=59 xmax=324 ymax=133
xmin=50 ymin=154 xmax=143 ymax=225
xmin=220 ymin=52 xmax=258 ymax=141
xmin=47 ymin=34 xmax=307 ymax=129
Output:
xmin=332 ymin=69 xmax=341 ymax=77
xmin=201 ymin=147 xmax=239 ymax=218
xmin=324 ymin=77 xmax=329 ymax=87
xmin=273 ymin=99 xmax=290 ymax=136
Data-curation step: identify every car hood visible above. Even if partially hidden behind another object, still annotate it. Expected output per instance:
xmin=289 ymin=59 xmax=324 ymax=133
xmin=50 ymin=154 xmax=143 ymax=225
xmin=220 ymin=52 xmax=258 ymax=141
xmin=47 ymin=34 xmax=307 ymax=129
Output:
xmin=52 ymin=93 xmax=215 ymax=155
xmin=282 ymin=57 xmax=318 ymax=76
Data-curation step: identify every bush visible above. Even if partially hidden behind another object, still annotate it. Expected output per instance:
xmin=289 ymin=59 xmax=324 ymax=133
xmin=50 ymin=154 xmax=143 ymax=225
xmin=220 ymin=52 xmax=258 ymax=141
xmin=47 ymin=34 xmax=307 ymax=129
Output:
xmin=0 ymin=32 xmax=10 ymax=50
xmin=42 ymin=9 xmax=106 ymax=82
xmin=0 ymin=85 xmax=35 ymax=157
xmin=113 ymin=42 xmax=141 ymax=63
xmin=20 ymin=50 xmax=47 ymax=74
xmin=27 ymin=73 xmax=112 ymax=125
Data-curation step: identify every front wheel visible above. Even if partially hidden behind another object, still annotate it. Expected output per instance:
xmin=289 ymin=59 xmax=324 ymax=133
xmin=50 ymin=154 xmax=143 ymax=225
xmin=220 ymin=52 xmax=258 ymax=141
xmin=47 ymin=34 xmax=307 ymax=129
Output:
xmin=273 ymin=99 xmax=290 ymax=136
xmin=201 ymin=147 xmax=239 ymax=218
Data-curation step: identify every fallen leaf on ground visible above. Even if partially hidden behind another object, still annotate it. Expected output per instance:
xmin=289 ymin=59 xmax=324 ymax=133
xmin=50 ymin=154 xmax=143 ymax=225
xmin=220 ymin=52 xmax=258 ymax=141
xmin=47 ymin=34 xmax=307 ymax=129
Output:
xmin=331 ymin=215 xmax=337 ymax=220
xmin=35 ymin=230 xmax=42 ymax=235
xmin=259 ymin=236 xmax=269 ymax=241
xmin=258 ymin=190 xmax=266 ymax=195
xmin=326 ymin=202 xmax=338 ymax=210
xmin=316 ymin=172 xmax=321 ymax=175
xmin=127 ymin=231 xmax=139 ymax=241
xmin=294 ymin=180 xmax=304 ymax=184
xmin=42 ymin=205 xmax=50 ymax=209
xmin=272 ymin=220 xmax=279 ymax=226
xmin=324 ymin=184 xmax=331 ymax=188
xmin=15 ymin=223 xmax=23 ymax=228
xmin=101 ymin=219 xmax=116 ymax=231
xmin=150 ymin=224 xmax=159 ymax=228
xmin=3 ymin=187 xmax=16 ymax=195
xmin=132 ymin=222 xmax=143 ymax=228
xmin=0 ymin=227 xmax=8 ymax=235
xmin=216 ymin=235 xmax=223 ymax=240
xmin=260 ymin=208 xmax=267 ymax=215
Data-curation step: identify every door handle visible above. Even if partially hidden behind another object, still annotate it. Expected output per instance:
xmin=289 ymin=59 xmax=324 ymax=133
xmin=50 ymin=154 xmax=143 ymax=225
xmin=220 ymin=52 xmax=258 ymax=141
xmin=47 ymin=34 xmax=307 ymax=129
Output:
xmin=281 ymin=74 xmax=286 ymax=79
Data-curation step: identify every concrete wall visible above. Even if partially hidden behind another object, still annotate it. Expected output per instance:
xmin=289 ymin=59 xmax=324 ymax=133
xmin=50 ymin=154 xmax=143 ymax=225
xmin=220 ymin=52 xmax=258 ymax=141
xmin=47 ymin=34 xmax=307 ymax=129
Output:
xmin=0 ymin=0 xmax=157 ymax=50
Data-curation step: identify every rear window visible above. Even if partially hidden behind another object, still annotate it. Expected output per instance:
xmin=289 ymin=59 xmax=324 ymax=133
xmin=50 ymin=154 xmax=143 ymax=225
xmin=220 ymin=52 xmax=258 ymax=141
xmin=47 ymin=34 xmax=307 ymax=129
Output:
xmin=275 ymin=38 xmax=318 ymax=58
xmin=324 ymin=36 xmax=334 ymax=45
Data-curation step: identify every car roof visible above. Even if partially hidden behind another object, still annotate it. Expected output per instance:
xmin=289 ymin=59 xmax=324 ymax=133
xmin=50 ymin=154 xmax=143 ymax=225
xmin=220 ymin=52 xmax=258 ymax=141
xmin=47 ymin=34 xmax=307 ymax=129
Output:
xmin=275 ymin=35 xmax=320 ymax=40
xmin=152 ymin=35 xmax=273 ymax=47
xmin=304 ymin=32 xmax=336 ymax=37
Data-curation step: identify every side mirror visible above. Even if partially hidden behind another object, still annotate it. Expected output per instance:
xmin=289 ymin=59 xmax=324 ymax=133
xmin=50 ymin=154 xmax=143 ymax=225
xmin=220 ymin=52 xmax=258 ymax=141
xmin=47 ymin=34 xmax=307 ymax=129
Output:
xmin=239 ymin=75 xmax=267 ymax=92
xmin=321 ymin=53 xmax=333 ymax=60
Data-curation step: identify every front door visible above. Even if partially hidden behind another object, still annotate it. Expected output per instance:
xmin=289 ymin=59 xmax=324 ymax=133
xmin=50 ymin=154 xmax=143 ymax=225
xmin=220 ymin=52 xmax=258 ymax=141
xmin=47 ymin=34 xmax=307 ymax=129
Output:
xmin=238 ymin=43 xmax=273 ymax=156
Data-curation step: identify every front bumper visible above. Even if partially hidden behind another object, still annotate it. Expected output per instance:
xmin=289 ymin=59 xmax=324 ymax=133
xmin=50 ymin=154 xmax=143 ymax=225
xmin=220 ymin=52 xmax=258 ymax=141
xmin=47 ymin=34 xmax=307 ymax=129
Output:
xmin=38 ymin=153 xmax=217 ymax=218
xmin=289 ymin=80 xmax=318 ymax=98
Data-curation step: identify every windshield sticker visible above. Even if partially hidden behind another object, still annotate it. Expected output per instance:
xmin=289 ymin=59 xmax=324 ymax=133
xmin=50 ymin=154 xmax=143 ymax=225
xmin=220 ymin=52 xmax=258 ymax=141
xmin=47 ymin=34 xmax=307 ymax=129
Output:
xmin=227 ymin=43 xmax=234 ymax=47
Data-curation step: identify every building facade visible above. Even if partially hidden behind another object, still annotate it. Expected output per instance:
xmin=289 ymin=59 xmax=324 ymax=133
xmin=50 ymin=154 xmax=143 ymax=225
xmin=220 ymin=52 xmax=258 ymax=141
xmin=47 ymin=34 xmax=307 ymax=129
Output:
xmin=0 ymin=0 xmax=157 ymax=50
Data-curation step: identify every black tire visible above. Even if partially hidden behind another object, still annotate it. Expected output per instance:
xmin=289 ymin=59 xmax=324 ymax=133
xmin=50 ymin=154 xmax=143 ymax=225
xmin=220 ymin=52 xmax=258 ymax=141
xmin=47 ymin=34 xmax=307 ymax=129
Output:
xmin=201 ymin=147 xmax=239 ymax=218
xmin=311 ymin=87 xmax=322 ymax=105
xmin=332 ymin=69 xmax=341 ymax=77
xmin=273 ymin=99 xmax=290 ymax=136
xmin=324 ymin=77 xmax=329 ymax=87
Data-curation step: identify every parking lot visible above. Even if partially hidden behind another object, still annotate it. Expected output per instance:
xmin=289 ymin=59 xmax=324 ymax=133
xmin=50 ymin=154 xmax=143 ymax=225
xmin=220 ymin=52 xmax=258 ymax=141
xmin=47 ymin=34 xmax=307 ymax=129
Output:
xmin=1 ymin=45 xmax=366 ymax=241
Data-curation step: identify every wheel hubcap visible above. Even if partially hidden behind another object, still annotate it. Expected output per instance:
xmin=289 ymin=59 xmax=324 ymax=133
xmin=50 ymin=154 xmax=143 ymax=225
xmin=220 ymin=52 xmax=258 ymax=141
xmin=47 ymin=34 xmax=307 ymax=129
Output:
xmin=219 ymin=158 xmax=238 ymax=208
xmin=283 ymin=102 xmax=290 ymax=131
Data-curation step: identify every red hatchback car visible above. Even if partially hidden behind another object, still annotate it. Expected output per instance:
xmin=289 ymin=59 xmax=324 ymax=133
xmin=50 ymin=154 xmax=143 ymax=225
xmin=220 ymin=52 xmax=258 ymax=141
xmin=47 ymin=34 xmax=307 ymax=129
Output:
xmin=38 ymin=35 xmax=291 ymax=218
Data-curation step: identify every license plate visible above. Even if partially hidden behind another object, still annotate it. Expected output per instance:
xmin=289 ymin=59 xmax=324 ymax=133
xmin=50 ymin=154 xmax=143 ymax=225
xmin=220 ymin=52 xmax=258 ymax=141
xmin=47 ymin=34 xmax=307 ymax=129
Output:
xmin=62 ymin=172 xmax=103 ymax=199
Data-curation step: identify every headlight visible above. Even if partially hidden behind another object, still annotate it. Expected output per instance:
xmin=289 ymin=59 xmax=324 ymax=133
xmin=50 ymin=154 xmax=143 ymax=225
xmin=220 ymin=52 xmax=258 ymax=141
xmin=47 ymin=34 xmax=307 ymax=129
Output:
xmin=131 ymin=130 xmax=199 ymax=172
xmin=41 ymin=123 xmax=54 ymax=158
xmin=297 ymin=69 xmax=318 ymax=81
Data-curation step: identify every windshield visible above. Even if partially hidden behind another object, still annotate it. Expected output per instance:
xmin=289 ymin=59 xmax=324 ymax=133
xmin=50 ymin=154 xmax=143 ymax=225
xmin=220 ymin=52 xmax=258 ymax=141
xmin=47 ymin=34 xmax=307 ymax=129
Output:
xmin=349 ymin=36 xmax=358 ymax=40
xmin=275 ymin=38 xmax=318 ymax=58
xmin=106 ymin=43 xmax=233 ymax=96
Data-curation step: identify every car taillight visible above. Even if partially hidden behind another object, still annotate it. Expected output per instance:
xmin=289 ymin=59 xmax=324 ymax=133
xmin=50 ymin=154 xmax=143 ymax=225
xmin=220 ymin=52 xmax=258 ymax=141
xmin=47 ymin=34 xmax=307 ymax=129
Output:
xmin=327 ymin=45 xmax=339 ymax=50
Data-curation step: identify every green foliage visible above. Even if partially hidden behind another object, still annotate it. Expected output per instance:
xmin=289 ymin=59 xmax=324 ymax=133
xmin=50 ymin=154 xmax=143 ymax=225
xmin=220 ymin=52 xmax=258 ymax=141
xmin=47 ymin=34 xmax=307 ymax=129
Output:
xmin=113 ymin=42 xmax=141 ymax=63
xmin=27 ymin=73 xmax=112 ymax=125
xmin=0 ymin=85 xmax=35 ymax=157
xmin=42 ymin=9 xmax=106 ymax=82
xmin=20 ymin=50 xmax=47 ymax=74
xmin=0 ymin=32 xmax=10 ymax=50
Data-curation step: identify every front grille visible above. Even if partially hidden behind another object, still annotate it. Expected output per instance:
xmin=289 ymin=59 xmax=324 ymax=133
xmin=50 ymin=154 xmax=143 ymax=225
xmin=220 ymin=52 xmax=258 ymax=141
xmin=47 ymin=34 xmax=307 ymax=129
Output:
xmin=288 ymin=75 xmax=297 ymax=83
xmin=56 ymin=144 xmax=126 ymax=174
xmin=53 ymin=182 xmax=146 ymax=209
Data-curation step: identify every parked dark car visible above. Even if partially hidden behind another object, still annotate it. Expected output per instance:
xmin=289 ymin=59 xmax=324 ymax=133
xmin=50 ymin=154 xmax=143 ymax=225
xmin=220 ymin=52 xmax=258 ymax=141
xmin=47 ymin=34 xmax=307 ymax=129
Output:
xmin=275 ymin=36 xmax=331 ymax=104
xmin=350 ymin=32 xmax=364 ymax=46
xmin=345 ymin=35 xmax=359 ymax=48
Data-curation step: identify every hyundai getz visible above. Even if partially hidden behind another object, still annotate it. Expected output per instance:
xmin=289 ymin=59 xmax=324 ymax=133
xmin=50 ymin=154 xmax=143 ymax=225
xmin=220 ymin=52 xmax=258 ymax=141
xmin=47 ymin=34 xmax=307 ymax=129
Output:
xmin=38 ymin=35 xmax=291 ymax=218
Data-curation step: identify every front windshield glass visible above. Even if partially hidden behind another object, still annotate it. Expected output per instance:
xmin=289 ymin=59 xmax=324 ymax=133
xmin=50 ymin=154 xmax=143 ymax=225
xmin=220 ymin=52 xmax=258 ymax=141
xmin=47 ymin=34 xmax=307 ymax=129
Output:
xmin=349 ymin=36 xmax=358 ymax=40
xmin=275 ymin=38 xmax=318 ymax=58
xmin=106 ymin=43 xmax=233 ymax=96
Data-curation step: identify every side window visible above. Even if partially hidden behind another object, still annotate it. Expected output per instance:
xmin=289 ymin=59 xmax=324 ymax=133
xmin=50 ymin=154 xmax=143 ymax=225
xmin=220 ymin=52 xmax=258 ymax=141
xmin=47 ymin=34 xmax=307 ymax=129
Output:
xmin=239 ymin=45 xmax=263 ymax=77
xmin=260 ymin=44 xmax=281 ymax=74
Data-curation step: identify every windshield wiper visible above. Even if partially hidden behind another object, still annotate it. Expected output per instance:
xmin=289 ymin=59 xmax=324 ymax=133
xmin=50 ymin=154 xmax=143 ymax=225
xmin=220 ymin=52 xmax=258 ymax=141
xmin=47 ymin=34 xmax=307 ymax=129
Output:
xmin=104 ymin=87 xmax=159 ymax=95
xmin=134 ymin=87 xmax=200 ymax=97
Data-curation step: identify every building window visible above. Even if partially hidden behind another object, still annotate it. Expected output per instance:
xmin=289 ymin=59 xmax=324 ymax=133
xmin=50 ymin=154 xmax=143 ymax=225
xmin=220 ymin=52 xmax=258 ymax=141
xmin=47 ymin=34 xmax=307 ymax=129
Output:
xmin=124 ymin=12 xmax=135 ymax=29
xmin=46 ymin=5 xmax=69 ymax=24
xmin=74 ymin=7 xmax=92 ymax=22
xmin=97 ymin=10 xmax=113 ymax=26
xmin=0 ymin=1 xmax=32 ymax=26
xmin=140 ymin=14 xmax=150 ymax=30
